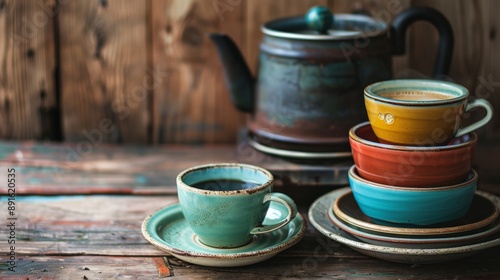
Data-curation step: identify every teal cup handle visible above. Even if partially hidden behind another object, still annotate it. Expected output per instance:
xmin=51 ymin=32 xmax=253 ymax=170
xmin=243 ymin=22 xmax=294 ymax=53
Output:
xmin=250 ymin=192 xmax=298 ymax=235
xmin=177 ymin=163 xmax=299 ymax=248
xmin=455 ymin=98 xmax=493 ymax=137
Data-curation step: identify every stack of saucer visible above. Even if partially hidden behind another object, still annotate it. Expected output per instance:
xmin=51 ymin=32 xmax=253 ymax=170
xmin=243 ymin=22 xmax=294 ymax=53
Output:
xmin=308 ymin=187 xmax=500 ymax=264
xmin=330 ymin=188 xmax=500 ymax=249
xmin=309 ymin=79 xmax=500 ymax=263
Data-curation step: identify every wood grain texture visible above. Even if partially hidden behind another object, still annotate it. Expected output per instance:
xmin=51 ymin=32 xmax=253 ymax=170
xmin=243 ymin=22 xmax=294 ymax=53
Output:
xmin=0 ymin=196 xmax=499 ymax=278
xmin=0 ymin=140 xmax=499 ymax=278
xmin=0 ymin=0 xmax=500 ymax=145
xmin=411 ymin=0 xmax=482 ymax=84
xmin=0 ymin=140 xmax=349 ymax=204
xmin=151 ymin=0 xmax=245 ymax=144
xmin=410 ymin=0 xmax=500 ymax=141
xmin=2 ymin=249 xmax=500 ymax=279
xmin=0 ymin=140 xmax=498 ymax=200
xmin=58 ymin=0 xmax=149 ymax=144
xmin=481 ymin=0 xmax=500 ymax=140
xmin=0 ymin=143 xmax=237 ymax=195
xmin=0 ymin=195 xmax=176 ymax=256
xmin=0 ymin=0 xmax=57 ymax=140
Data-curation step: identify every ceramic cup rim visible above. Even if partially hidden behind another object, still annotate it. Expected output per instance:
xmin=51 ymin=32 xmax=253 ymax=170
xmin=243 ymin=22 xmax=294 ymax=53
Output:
xmin=364 ymin=79 xmax=469 ymax=106
xmin=348 ymin=165 xmax=478 ymax=191
xmin=177 ymin=163 xmax=274 ymax=196
xmin=349 ymin=122 xmax=478 ymax=152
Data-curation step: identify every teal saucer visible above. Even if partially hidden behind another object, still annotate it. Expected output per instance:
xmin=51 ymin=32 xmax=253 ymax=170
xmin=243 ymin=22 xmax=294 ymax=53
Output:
xmin=142 ymin=202 xmax=306 ymax=267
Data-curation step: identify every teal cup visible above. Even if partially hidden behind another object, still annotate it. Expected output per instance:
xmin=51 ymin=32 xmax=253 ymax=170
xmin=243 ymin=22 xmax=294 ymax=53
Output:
xmin=177 ymin=163 xmax=298 ymax=248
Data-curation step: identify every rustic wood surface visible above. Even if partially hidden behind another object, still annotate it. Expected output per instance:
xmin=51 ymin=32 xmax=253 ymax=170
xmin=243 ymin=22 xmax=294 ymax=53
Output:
xmin=245 ymin=0 xmax=327 ymax=75
xmin=0 ymin=0 xmax=58 ymax=140
xmin=0 ymin=142 xmax=500 ymax=279
xmin=1 ymin=194 xmax=499 ymax=278
xmin=0 ymin=138 xmax=352 ymax=203
xmin=58 ymin=0 xmax=150 ymax=143
xmin=2 ymin=252 xmax=500 ymax=280
xmin=151 ymin=0 xmax=245 ymax=145
xmin=3 ymin=0 xmax=499 ymax=144
xmin=0 ymin=138 xmax=497 ymax=197
xmin=411 ymin=0 xmax=500 ymax=141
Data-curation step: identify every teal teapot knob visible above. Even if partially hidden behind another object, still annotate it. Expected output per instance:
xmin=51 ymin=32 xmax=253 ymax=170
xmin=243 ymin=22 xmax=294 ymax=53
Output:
xmin=305 ymin=6 xmax=334 ymax=34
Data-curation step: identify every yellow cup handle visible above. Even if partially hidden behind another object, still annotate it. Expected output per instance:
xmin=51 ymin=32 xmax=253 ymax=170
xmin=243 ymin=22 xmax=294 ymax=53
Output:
xmin=455 ymin=98 xmax=494 ymax=137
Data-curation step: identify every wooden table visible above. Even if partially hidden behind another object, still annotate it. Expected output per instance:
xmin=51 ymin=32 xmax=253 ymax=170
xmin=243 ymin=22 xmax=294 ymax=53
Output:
xmin=1 ymin=141 xmax=500 ymax=279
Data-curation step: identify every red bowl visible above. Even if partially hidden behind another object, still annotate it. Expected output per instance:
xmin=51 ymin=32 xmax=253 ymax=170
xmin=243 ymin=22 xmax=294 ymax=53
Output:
xmin=349 ymin=122 xmax=476 ymax=188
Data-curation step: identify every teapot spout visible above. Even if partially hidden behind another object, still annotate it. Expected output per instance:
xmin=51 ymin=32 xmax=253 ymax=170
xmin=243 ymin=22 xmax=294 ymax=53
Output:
xmin=210 ymin=33 xmax=254 ymax=113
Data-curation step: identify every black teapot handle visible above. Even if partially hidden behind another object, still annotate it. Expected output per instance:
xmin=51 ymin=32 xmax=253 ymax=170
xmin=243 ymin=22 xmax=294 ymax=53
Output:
xmin=391 ymin=7 xmax=454 ymax=79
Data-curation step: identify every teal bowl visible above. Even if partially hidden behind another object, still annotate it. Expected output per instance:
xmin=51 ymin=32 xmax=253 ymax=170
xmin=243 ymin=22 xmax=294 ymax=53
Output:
xmin=348 ymin=165 xmax=477 ymax=226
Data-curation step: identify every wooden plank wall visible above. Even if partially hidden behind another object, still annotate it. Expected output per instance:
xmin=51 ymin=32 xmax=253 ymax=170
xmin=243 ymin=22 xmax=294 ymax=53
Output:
xmin=0 ymin=0 xmax=58 ymax=140
xmin=58 ymin=0 xmax=149 ymax=143
xmin=0 ymin=0 xmax=498 ymax=144
xmin=150 ymin=0 xmax=245 ymax=144
xmin=411 ymin=0 xmax=500 ymax=142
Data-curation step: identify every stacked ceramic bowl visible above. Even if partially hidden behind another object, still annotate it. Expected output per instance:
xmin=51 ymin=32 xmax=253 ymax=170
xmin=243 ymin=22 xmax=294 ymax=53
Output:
xmin=327 ymin=79 xmax=500 ymax=255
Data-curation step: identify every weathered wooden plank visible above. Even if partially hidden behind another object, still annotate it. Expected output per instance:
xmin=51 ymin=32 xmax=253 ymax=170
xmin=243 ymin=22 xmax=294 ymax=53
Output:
xmin=0 ymin=256 xmax=161 ymax=279
xmin=151 ymin=0 xmax=245 ymax=144
xmin=58 ymin=0 xmax=149 ymax=143
xmin=1 ymin=241 xmax=500 ymax=279
xmin=0 ymin=141 xmax=237 ymax=162
xmin=0 ymin=140 xmax=498 ymax=199
xmin=0 ymin=142 xmax=238 ymax=195
xmin=0 ymin=196 xmax=344 ymax=258
xmin=482 ymin=0 xmax=500 ymax=140
xmin=410 ymin=0 xmax=483 ymax=85
xmin=0 ymin=141 xmax=233 ymax=194
xmin=0 ymin=141 xmax=350 ymax=202
xmin=410 ymin=0 xmax=500 ymax=141
xmin=0 ymin=195 xmax=177 ymax=256
xmin=0 ymin=0 xmax=58 ymax=140
xmin=1 ymin=195 xmax=499 ymax=279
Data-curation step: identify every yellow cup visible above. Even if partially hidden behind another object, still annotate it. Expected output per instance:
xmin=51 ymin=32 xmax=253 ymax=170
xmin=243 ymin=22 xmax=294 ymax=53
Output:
xmin=364 ymin=79 xmax=493 ymax=146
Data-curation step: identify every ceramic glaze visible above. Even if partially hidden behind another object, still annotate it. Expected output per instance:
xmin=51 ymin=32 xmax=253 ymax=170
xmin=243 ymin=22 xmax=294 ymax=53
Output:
xmin=328 ymin=198 xmax=500 ymax=249
xmin=332 ymin=190 xmax=499 ymax=237
xmin=364 ymin=79 xmax=493 ymax=146
xmin=142 ymin=202 xmax=306 ymax=267
xmin=210 ymin=7 xmax=454 ymax=153
xmin=177 ymin=163 xmax=297 ymax=248
xmin=348 ymin=165 xmax=477 ymax=225
xmin=308 ymin=187 xmax=500 ymax=264
xmin=349 ymin=122 xmax=476 ymax=187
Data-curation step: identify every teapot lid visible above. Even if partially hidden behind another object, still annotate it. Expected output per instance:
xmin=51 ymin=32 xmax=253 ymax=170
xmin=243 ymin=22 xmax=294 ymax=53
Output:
xmin=262 ymin=6 xmax=387 ymax=40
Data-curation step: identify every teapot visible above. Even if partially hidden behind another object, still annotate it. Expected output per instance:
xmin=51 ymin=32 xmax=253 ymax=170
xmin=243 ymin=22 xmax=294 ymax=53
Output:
xmin=210 ymin=6 xmax=453 ymax=156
